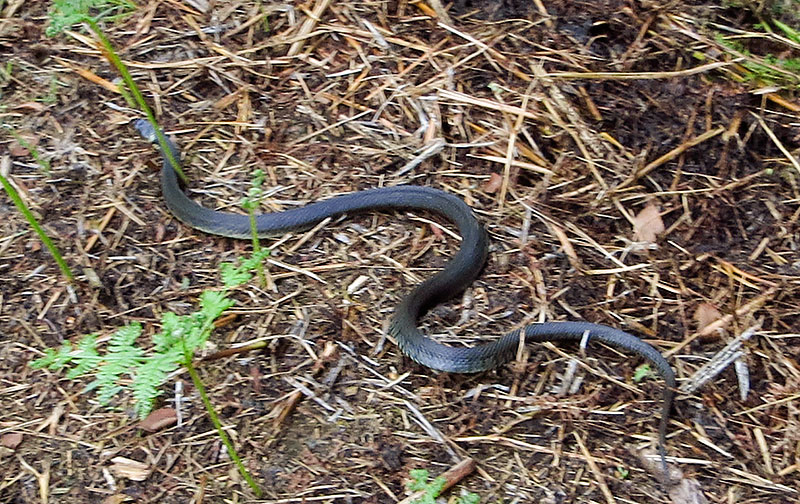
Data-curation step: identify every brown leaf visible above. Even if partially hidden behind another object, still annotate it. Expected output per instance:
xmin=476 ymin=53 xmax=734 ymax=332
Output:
xmin=13 ymin=102 xmax=48 ymax=112
xmin=9 ymin=140 xmax=30 ymax=157
xmin=213 ymin=88 xmax=242 ymax=110
xmin=635 ymin=447 xmax=683 ymax=485
xmin=138 ymin=407 xmax=177 ymax=432
xmin=110 ymin=456 xmax=150 ymax=481
xmin=694 ymin=302 xmax=722 ymax=331
xmin=632 ymin=203 xmax=665 ymax=243
xmin=101 ymin=495 xmax=130 ymax=504
xmin=483 ymin=172 xmax=503 ymax=193
xmin=1 ymin=432 xmax=22 ymax=449
xmin=668 ymin=478 xmax=709 ymax=504
xmin=250 ymin=365 xmax=263 ymax=394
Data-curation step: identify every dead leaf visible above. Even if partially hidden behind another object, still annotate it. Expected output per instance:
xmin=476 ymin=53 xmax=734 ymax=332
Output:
xmin=668 ymin=478 xmax=709 ymax=504
xmin=633 ymin=203 xmax=665 ymax=243
xmin=155 ymin=222 xmax=166 ymax=243
xmin=1 ymin=432 xmax=22 ymax=449
xmin=694 ymin=303 xmax=722 ymax=331
xmin=635 ymin=447 xmax=683 ymax=484
xmin=71 ymin=65 xmax=120 ymax=93
xmin=548 ymin=222 xmax=582 ymax=271
xmin=483 ymin=172 xmax=503 ymax=193
xmin=14 ymin=102 xmax=48 ymax=112
xmin=250 ymin=365 xmax=263 ymax=394
xmin=101 ymin=495 xmax=130 ymax=504
xmin=9 ymin=141 xmax=31 ymax=157
xmin=138 ymin=407 xmax=177 ymax=432
xmin=213 ymin=88 xmax=242 ymax=110
xmin=110 ymin=457 xmax=150 ymax=481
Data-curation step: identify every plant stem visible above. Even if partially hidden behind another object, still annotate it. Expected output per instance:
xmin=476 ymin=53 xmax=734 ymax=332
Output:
xmin=84 ymin=17 xmax=186 ymax=183
xmin=247 ymin=210 xmax=268 ymax=287
xmin=0 ymin=171 xmax=73 ymax=280
xmin=182 ymin=340 xmax=263 ymax=497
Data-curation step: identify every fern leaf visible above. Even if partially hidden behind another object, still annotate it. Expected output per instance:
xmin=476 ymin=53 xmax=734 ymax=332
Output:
xmin=30 ymin=334 xmax=98 ymax=373
xmin=88 ymin=324 xmax=146 ymax=405
xmin=220 ymin=249 xmax=270 ymax=287
xmin=95 ymin=346 xmax=145 ymax=405
xmin=64 ymin=334 xmax=101 ymax=379
xmin=220 ymin=262 xmax=252 ymax=287
xmin=131 ymin=352 xmax=179 ymax=418
xmin=47 ymin=0 xmax=137 ymax=37
xmin=93 ymin=384 xmax=123 ymax=405
xmin=31 ymin=248 xmax=267 ymax=418
xmin=110 ymin=323 xmax=142 ymax=348
xmin=200 ymin=291 xmax=235 ymax=322
xmin=155 ymin=312 xmax=186 ymax=351
xmin=240 ymin=249 xmax=270 ymax=271
xmin=30 ymin=343 xmax=67 ymax=369
xmin=49 ymin=342 xmax=77 ymax=369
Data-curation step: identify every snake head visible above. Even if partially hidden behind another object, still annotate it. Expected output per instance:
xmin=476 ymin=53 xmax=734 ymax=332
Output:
xmin=133 ymin=118 xmax=182 ymax=169
xmin=133 ymin=118 xmax=158 ymax=143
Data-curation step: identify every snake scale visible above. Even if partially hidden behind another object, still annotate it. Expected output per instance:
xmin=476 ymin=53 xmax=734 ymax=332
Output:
xmin=136 ymin=118 xmax=676 ymax=470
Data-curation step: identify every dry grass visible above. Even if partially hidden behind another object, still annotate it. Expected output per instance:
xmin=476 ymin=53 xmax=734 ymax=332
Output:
xmin=1 ymin=0 xmax=799 ymax=503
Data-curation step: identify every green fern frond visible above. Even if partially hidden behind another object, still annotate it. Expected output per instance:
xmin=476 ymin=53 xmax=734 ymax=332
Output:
xmin=406 ymin=468 xmax=480 ymax=504
xmin=157 ymin=311 xmax=207 ymax=353
xmin=30 ymin=340 xmax=77 ymax=369
xmin=109 ymin=323 xmax=142 ymax=348
xmin=241 ymin=169 xmax=265 ymax=212
xmin=85 ymin=324 xmax=146 ymax=405
xmin=156 ymin=312 xmax=185 ymax=352
xmin=65 ymin=334 xmax=101 ymax=379
xmin=199 ymin=291 xmax=235 ymax=323
xmin=131 ymin=352 xmax=180 ymax=418
xmin=47 ymin=0 xmax=94 ymax=36
xmin=47 ymin=0 xmax=136 ymax=37
xmin=31 ymin=249 xmax=267 ymax=418
xmin=407 ymin=469 xmax=432 ymax=491
xmin=458 ymin=493 xmax=481 ymax=504
xmin=29 ymin=334 xmax=100 ymax=376
xmin=220 ymin=249 xmax=270 ymax=287
xmin=220 ymin=262 xmax=253 ymax=287
xmin=239 ymin=248 xmax=271 ymax=273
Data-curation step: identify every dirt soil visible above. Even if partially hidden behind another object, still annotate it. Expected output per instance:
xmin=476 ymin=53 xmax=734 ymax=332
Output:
xmin=1 ymin=0 xmax=799 ymax=503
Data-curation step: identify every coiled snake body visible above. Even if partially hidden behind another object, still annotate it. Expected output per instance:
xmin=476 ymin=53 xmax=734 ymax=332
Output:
xmin=137 ymin=119 xmax=676 ymax=468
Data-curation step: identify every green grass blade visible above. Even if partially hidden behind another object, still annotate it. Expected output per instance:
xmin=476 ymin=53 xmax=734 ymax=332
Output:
xmin=84 ymin=18 xmax=186 ymax=183
xmin=0 ymin=171 xmax=73 ymax=280
xmin=4 ymin=128 xmax=50 ymax=173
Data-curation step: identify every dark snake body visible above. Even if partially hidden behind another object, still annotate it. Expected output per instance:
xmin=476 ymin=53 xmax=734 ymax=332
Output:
xmin=136 ymin=119 xmax=676 ymax=467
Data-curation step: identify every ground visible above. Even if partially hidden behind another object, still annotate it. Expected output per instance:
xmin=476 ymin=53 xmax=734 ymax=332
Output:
xmin=1 ymin=0 xmax=799 ymax=503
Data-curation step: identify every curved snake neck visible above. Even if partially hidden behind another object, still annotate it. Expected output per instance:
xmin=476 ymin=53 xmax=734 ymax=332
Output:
xmin=136 ymin=119 xmax=676 ymax=472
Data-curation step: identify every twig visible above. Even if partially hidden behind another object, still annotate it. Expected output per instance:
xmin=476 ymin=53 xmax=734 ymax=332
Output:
xmin=666 ymin=288 xmax=775 ymax=357
xmin=573 ymin=433 xmax=616 ymax=504
xmin=750 ymin=112 xmax=800 ymax=176
xmin=679 ymin=323 xmax=760 ymax=395
xmin=397 ymin=458 xmax=477 ymax=504
xmin=619 ymin=127 xmax=725 ymax=188
xmin=287 ymin=0 xmax=332 ymax=56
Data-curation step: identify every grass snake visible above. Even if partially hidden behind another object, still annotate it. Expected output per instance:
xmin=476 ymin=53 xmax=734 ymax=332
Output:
xmin=136 ymin=119 xmax=676 ymax=471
